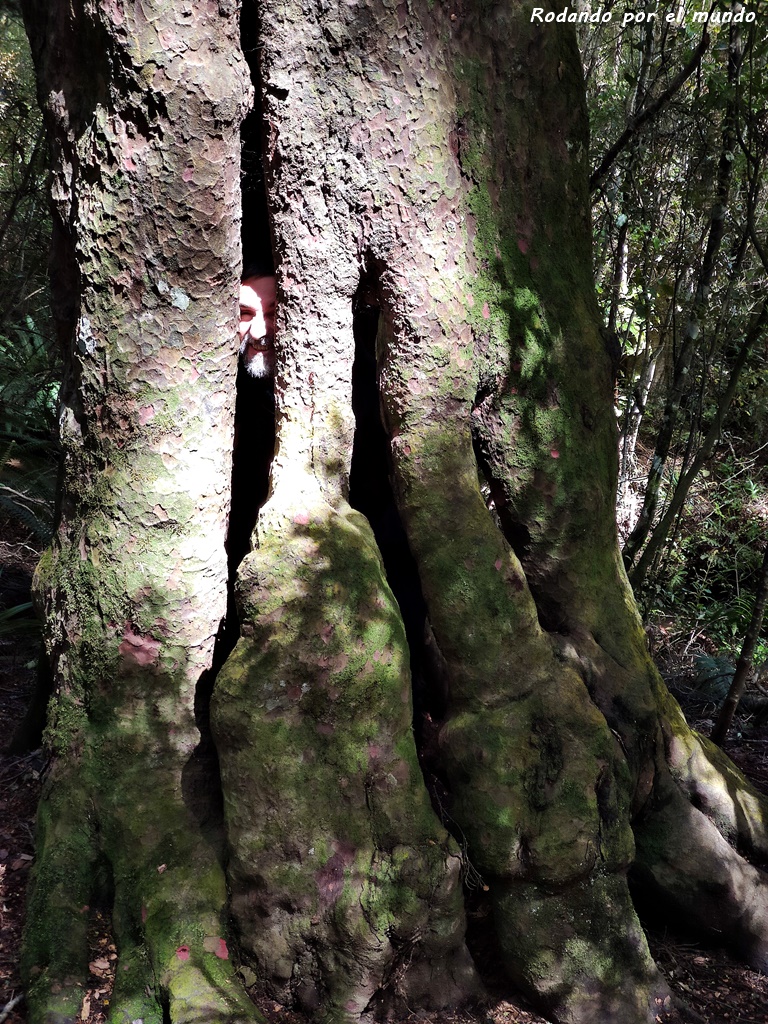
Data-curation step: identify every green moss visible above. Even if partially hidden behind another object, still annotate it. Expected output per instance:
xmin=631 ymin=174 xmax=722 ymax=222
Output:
xmin=43 ymin=688 xmax=89 ymax=755
xmin=21 ymin=766 xmax=96 ymax=998
xmin=213 ymin=502 xmax=469 ymax=1009
xmin=492 ymin=872 xmax=660 ymax=1017
xmin=105 ymin=941 xmax=163 ymax=1024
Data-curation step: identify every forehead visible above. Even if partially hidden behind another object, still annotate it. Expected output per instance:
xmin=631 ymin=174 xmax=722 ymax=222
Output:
xmin=240 ymin=275 xmax=276 ymax=307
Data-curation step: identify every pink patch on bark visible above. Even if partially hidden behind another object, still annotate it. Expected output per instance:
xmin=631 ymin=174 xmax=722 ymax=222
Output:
xmin=119 ymin=624 xmax=161 ymax=667
xmin=182 ymin=166 xmax=194 ymax=182
xmin=141 ymin=905 xmax=147 ymax=923
xmin=466 ymin=293 xmax=475 ymax=308
xmin=482 ymin=302 xmax=490 ymax=319
xmin=495 ymin=558 xmax=503 ymax=570
xmin=123 ymin=156 xmax=136 ymax=172
xmin=294 ymin=512 xmax=310 ymax=526
xmin=518 ymin=238 xmax=529 ymax=254
xmin=551 ymin=449 xmax=560 ymax=458
xmin=216 ymin=939 xmax=229 ymax=960
xmin=138 ymin=405 xmax=155 ymax=425
xmin=176 ymin=946 xmax=190 ymax=961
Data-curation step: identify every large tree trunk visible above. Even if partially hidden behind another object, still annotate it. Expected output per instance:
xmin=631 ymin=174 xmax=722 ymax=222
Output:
xmin=19 ymin=2 xmax=259 ymax=1023
xmin=21 ymin=3 xmax=768 ymax=1024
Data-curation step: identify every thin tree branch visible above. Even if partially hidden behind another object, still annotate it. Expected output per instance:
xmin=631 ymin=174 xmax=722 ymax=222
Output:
xmin=629 ymin=297 xmax=768 ymax=589
xmin=0 ymin=993 xmax=25 ymax=1024
xmin=590 ymin=28 xmax=711 ymax=194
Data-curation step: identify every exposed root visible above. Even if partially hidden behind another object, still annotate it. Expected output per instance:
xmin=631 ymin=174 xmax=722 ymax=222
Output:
xmin=634 ymin=773 xmax=768 ymax=973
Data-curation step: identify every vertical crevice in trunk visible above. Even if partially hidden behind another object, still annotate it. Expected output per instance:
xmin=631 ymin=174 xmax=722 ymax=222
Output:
xmin=190 ymin=2 xmax=277 ymax=858
xmin=348 ymin=289 xmax=443 ymax=726
xmin=226 ymin=371 xmax=275 ymax=579
xmin=348 ymin=284 xmax=458 ymax=830
xmin=227 ymin=0 xmax=276 ymax=585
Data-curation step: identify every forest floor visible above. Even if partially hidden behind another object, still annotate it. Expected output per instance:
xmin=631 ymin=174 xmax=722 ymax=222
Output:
xmin=2 ymin=528 xmax=768 ymax=1024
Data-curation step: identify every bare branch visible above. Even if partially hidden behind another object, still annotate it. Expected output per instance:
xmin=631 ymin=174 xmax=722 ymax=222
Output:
xmin=590 ymin=29 xmax=710 ymax=194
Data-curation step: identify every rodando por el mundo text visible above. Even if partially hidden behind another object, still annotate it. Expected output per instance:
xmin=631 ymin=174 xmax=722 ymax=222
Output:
xmin=531 ymin=6 xmax=757 ymax=24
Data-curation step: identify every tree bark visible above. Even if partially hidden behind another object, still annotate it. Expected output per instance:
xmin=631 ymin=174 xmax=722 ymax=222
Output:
xmin=212 ymin=3 xmax=768 ymax=1023
xmin=20 ymin=3 xmax=768 ymax=1024
xmin=20 ymin=2 xmax=258 ymax=1022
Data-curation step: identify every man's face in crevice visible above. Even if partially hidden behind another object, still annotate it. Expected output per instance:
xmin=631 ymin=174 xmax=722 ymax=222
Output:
xmin=239 ymin=274 xmax=276 ymax=379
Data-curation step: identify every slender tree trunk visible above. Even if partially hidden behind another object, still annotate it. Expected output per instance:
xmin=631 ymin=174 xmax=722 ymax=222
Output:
xmin=711 ymin=544 xmax=768 ymax=746
xmin=617 ymin=328 xmax=663 ymax=541
xmin=623 ymin=15 xmax=744 ymax=575
xmin=631 ymin=298 xmax=768 ymax=587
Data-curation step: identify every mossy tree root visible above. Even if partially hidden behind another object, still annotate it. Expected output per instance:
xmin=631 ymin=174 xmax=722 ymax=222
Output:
xmin=634 ymin=730 xmax=768 ymax=973
xmin=22 ymin=763 xmax=97 ymax=1024
xmin=22 ymin=740 xmax=263 ymax=1024
xmin=212 ymin=494 xmax=479 ymax=1022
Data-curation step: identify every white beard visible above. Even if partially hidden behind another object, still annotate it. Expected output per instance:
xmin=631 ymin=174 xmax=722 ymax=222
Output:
xmin=240 ymin=336 xmax=275 ymax=379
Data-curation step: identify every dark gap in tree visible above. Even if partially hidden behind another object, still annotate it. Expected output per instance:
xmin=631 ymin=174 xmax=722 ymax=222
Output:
xmin=228 ymin=0 xmax=275 ymax=591
xmin=689 ymin=792 xmax=705 ymax=814
xmin=628 ymin=866 xmax=716 ymax=945
xmin=463 ymin=888 xmax=530 ymax=1003
xmin=184 ymin=2 xmax=275 ymax=850
xmin=348 ymin=284 xmax=456 ymax=819
xmin=470 ymin=428 xmax=530 ymax=557
xmin=92 ymin=850 xmax=114 ymax=911
xmin=471 ymin=428 xmax=569 ymax=635
xmin=8 ymin=648 xmax=53 ymax=752
xmin=159 ymin=990 xmax=172 ymax=1024
xmin=87 ymin=859 xmax=122 ymax=983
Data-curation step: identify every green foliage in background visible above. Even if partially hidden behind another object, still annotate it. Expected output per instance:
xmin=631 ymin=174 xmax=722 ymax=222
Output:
xmin=643 ymin=453 xmax=767 ymax=659
xmin=581 ymin=1 xmax=768 ymax=662
xmin=0 ymin=5 xmax=58 ymax=635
